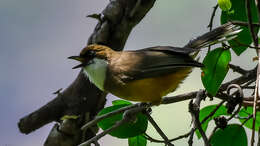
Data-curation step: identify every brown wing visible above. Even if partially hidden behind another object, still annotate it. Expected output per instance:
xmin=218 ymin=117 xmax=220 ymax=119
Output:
xmin=108 ymin=46 xmax=203 ymax=82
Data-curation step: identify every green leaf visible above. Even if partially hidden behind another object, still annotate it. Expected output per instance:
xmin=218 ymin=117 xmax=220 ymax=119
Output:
xmin=97 ymin=104 xmax=148 ymax=138
xmin=201 ymin=48 xmax=231 ymax=96
xmin=210 ymin=124 xmax=247 ymax=146
xmin=112 ymin=100 xmax=132 ymax=106
xmin=221 ymin=0 xmax=259 ymax=55
xmin=128 ymin=135 xmax=147 ymax=146
xmin=238 ymin=107 xmax=260 ymax=131
xmin=218 ymin=0 xmax=232 ymax=11
xmin=196 ymin=104 xmax=228 ymax=139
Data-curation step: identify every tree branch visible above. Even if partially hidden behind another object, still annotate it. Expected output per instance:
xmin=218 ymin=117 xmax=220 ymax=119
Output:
xmin=81 ymin=103 xmax=150 ymax=131
xmin=79 ymin=108 xmax=142 ymax=146
xmin=229 ymin=64 xmax=248 ymax=75
xmin=18 ymin=1 xmax=156 ymax=145
xmin=207 ymin=4 xmax=218 ymax=30
xmin=144 ymin=111 xmax=174 ymax=146
xmin=245 ymin=0 xmax=260 ymax=145
xmin=17 ymin=1 xmax=260 ymax=145
xmin=189 ymin=90 xmax=210 ymax=146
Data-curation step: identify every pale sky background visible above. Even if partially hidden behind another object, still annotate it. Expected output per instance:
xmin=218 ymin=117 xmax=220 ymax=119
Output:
xmin=0 ymin=0 xmax=257 ymax=146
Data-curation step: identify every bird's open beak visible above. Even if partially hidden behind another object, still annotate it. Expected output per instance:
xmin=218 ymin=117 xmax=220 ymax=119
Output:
xmin=68 ymin=56 xmax=85 ymax=69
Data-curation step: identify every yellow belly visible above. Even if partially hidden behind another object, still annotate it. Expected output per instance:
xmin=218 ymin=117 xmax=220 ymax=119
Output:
xmin=110 ymin=68 xmax=192 ymax=104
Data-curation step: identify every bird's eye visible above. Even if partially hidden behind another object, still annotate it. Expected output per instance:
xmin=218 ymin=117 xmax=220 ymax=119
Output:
xmin=81 ymin=50 xmax=96 ymax=58
xmin=88 ymin=50 xmax=96 ymax=57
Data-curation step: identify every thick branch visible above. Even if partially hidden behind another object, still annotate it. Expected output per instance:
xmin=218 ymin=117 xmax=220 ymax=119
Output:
xmin=18 ymin=0 xmax=156 ymax=135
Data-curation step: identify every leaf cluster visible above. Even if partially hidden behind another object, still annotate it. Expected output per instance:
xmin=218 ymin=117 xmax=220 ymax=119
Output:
xmin=91 ymin=0 xmax=260 ymax=145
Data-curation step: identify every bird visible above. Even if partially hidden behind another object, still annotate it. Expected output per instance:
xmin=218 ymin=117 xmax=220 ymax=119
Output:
xmin=68 ymin=22 xmax=240 ymax=105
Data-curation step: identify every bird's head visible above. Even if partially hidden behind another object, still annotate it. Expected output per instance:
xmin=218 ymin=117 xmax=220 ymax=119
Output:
xmin=68 ymin=44 xmax=113 ymax=69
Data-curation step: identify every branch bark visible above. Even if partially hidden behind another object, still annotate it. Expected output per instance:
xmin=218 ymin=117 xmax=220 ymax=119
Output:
xmin=18 ymin=0 xmax=156 ymax=144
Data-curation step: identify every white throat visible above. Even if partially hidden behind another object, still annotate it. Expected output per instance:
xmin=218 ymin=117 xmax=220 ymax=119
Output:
xmin=83 ymin=58 xmax=108 ymax=91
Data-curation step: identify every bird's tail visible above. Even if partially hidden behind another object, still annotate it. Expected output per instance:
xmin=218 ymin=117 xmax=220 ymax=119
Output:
xmin=184 ymin=22 xmax=241 ymax=49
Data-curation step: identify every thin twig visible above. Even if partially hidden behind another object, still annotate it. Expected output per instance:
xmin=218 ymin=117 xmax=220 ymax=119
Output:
xmin=207 ymin=4 xmax=218 ymax=52
xmin=201 ymin=100 xmax=226 ymax=124
xmin=188 ymin=99 xmax=223 ymax=146
xmin=241 ymin=78 xmax=255 ymax=88
xmin=241 ymin=114 xmax=253 ymax=126
xmin=243 ymin=86 xmax=256 ymax=89
xmin=243 ymin=100 xmax=260 ymax=106
xmin=145 ymin=129 xmax=192 ymax=143
xmin=245 ymin=0 xmax=258 ymax=47
xmin=81 ymin=103 xmax=148 ymax=131
xmin=242 ymin=96 xmax=255 ymax=101
xmin=144 ymin=112 xmax=174 ymax=146
xmin=188 ymin=128 xmax=195 ymax=146
xmin=246 ymin=0 xmax=259 ymax=145
xmin=169 ymin=130 xmax=192 ymax=142
xmin=79 ymin=108 xmax=143 ymax=146
xmin=144 ymin=133 xmax=165 ymax=143
xmin=231 ymin=20 xmax=260 ymax=27
xmin=232 ymin=39 xmax=260 ymax=49
xmin=162 ymin=91 xmax=199 ymax=104
xmin=220 ymin=66 xmax=257 ymax=91
xmin=189 ymin=90 xmax=210 ymax=146
xmin=227 ymin=104 xmax=242 ymax=121
xmin=207 ymin=4 xmax=219 ymax=30
xmin=236 ymin=114 xmax=251 ymax=119
xmin=229 ymin=64 xmax=248 ymax=75
xmin=79 ymin=119 xmax=126 ymax=146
